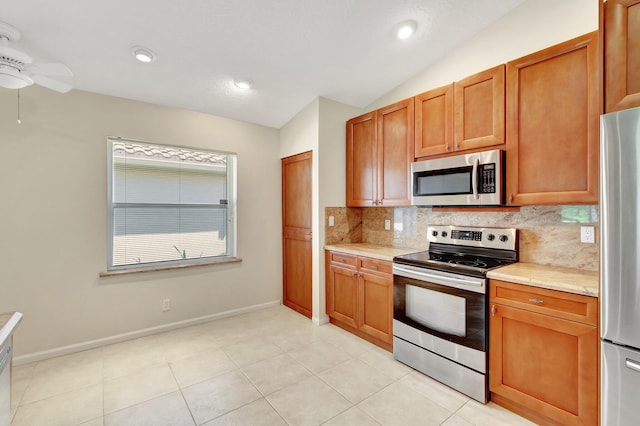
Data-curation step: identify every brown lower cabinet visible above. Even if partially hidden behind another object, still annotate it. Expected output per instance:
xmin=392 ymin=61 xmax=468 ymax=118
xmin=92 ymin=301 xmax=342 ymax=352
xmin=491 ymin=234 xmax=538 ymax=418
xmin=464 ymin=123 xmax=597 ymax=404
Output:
xmin=325 ymin=250 xmax=393 ymax=350
xmin=489 ymin=279 xmax=598 ymax=425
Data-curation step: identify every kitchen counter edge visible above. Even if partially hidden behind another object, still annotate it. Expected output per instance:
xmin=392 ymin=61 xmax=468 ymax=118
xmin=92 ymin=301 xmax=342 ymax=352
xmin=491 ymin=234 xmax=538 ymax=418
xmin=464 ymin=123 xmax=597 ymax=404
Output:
xmin=487 ymin=262 xmax=598 ymax=297
xmin=0 ymin=311 xmax=23 ymax=348
xmin=324 ymin=243 xmax=423 ymax=262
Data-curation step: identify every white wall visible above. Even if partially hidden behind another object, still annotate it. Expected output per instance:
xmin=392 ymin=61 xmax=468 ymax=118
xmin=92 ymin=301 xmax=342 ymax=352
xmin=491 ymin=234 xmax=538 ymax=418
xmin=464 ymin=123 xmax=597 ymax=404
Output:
xmin=279 ymin=97 xmax=361 ymax=324
xmin=279 ymin=98 xmax=320 ymax=323
xmin=0 ymin=86 xmax=282 ymax=358
xmin=317 ymin=98 xmax=363 ymax=322
xmin=368 ymin=0 xmax=599 ymax=110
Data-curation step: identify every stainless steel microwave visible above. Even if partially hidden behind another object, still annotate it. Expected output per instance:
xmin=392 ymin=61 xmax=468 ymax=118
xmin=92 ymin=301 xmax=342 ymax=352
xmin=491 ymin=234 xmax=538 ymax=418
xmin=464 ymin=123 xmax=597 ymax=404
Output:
xmin=411 ymin=149 xmax=504 ymax=206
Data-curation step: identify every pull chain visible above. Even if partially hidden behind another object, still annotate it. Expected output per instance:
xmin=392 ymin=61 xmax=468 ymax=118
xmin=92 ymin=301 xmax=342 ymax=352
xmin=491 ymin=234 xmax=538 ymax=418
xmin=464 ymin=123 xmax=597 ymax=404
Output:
xmin=17 ymin=89 xmax=21 ymax=124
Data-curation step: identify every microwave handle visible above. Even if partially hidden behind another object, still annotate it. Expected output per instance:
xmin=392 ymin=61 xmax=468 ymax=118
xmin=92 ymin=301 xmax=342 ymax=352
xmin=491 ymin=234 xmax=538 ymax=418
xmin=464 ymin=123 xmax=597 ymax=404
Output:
xmin=472 ymin=158 xmax=480 ymax=200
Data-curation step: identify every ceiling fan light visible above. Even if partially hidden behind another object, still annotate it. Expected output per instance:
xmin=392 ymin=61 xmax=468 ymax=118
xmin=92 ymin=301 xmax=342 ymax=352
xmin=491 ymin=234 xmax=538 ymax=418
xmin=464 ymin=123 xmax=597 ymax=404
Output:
xmin=131 ymin=46 xmax=156 ymax=63
xmin=234 ymin=79 xmax=253 ymax=90
xmin=0 ymin=65 xmax=33 ymax=89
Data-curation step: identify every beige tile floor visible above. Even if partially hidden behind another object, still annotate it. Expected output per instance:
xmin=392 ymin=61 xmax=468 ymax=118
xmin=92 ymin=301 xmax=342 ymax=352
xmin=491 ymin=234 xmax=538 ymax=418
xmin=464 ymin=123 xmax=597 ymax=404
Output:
xmin=10 ymin=305 xmax=535 ymax=426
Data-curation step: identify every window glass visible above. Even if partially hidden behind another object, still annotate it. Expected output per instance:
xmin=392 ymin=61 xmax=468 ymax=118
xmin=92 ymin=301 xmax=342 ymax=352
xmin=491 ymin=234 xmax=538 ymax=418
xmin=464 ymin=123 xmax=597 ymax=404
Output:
xmin=108 ymin=138 xmax=236 ymax=270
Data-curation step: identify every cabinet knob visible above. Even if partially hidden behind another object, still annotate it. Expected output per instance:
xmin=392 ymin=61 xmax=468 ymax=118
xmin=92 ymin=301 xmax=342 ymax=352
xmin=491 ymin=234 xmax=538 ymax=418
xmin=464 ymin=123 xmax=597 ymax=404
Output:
xmin=445 ymin=143 xmax=450 ymax=151
xmin=509 ymin=194 xmax=513 ymax=204
xmin=455 ymin=141 xmax=459 ymax=150
xmin=379 ymin=199 xmax=383 ymax=206
xmin=491 ymin=305 xmax=497 ymax=316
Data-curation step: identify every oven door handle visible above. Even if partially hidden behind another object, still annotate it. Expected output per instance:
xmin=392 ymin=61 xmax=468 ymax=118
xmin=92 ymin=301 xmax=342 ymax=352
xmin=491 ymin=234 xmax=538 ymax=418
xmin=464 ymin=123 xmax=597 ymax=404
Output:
xmin=393 ymin=265 xmax=485 ymax=293
xmin=472 ymin=158 xmax=480 ymax=200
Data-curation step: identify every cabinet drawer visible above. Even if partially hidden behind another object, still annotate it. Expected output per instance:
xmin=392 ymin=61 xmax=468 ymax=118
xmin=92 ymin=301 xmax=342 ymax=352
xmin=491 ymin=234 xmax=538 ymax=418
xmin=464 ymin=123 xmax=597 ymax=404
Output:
xmin=358 ymin=257 xmax=392 ymax=275
xmin=330 ymin=252 xmax=357 ymax=268
xmin=490 ymin=280 xmax=597 ymax=326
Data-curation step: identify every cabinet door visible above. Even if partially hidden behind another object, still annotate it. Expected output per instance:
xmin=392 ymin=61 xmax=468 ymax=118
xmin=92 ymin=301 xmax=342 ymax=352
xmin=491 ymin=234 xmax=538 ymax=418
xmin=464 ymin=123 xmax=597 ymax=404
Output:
xmin=506 ymin=32 xmax=599 ymax=205
xmin=377 ymin=98 xmax=414 ymax=206
xmin=604 ymin=0 xmax=640 ymax=112
xmin=490 ymin=303 xmax=598 ymax=425
xmin=415 ymin=84 xmax=454 ymax=158
xmin=346 ymin=112 xmax=377 ymax=207
xmin=358 ymin=271 xmax=393 ymax=344
xmin=327 ymin=264 xmax=359 ymax=328
xmin=454 ymin=65 xmax=505 ymax=152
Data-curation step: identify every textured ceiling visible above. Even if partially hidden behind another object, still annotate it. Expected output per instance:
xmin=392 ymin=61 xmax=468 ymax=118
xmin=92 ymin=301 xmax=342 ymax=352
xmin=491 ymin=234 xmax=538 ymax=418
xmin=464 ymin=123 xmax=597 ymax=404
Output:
xmin=1 ymin=0 xmax=525 ymax=128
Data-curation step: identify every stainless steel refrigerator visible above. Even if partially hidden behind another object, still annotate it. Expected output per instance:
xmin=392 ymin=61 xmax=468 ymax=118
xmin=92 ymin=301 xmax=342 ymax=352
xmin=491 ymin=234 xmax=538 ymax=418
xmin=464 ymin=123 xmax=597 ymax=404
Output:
xmin=601 ymin=106 xmax=640 ymax=425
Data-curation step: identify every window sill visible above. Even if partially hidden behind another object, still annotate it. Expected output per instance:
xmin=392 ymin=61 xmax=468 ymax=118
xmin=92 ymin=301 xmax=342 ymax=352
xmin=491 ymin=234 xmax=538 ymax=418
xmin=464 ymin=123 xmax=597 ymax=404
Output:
xmin=99 ymin=257 xmax=242 ymax=278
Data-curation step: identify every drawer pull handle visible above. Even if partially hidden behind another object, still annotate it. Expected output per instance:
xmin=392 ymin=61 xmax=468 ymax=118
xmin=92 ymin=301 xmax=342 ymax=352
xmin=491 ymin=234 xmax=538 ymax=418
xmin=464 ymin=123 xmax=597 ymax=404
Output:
xmin=491 ymin=305 xmax=496 ymax=316
xmin=626 ymin=358 xmax=640 ymax=373
xmin=340 ymin=259 xmax=346 ymax=263
xmin=529 ymin=298 xmax=544 ymax=304
xmin=370 ymin=265 xmax=378 ymax=269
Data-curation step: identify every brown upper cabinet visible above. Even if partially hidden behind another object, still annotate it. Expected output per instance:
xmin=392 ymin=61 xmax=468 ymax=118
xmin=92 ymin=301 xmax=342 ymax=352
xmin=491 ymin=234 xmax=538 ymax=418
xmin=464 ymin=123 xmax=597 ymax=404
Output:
xmin=603 ymin=0 xmax=640 ymax=112
xmin=505 ymin=32 xmax=599 ymax=205
xmin=415 ymin=84 xmax=454 ymax=157
xmin=414 ymin=65 xmax=505 ymax=159
xmin=346 ymin=98 xmax=414 ymax=207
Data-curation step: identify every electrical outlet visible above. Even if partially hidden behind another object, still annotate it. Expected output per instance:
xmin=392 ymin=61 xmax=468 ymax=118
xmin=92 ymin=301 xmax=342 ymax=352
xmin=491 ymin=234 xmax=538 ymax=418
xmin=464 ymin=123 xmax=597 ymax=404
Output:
xmin=162 ymin=298 xmax=171 ymax=312
xmin=328 ymin=215 xmax=335 ymax=227
xmin=580 ymin=226 xmax=595 ymax=244
xmin=384 ymin=219 xmax=391 ymax=230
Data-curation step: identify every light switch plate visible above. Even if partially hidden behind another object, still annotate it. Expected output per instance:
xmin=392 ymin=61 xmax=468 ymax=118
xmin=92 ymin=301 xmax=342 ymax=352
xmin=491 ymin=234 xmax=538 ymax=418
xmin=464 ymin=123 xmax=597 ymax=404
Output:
xmin=384 ymin=219 xmax=391 ymax=230
xmin=328 ymin=216 xmax=334 ymax=227
xmin=580 ymin=226 xmax=595 ymax=243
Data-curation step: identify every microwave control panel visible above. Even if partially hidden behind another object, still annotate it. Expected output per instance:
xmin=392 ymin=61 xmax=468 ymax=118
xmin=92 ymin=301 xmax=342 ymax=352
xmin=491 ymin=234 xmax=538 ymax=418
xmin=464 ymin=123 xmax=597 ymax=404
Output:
xmin=478 ymin=164 xmax=496 ymax=193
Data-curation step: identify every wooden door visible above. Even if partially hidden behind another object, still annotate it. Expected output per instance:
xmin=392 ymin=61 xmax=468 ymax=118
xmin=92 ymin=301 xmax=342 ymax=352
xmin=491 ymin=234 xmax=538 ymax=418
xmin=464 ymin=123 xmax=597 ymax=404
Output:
xmin=506 ymin=32 xmax=599 ymax=205
xmin=358 ymin=271 xmax=393 ymax=344
xmin=346 ymin=112 xmax=377 ymax=207
xmin=282 ymin=151 xmax=312 ymax=318
xmin=489 ymin=303 xmax=598 ymax=425
xmin=377 ymin=98 xmax=414 ymax=206
xmin=454 ymin=65 xmax=505 ymax=151
xmin=604 ymin=0 xmax=640 ymax=112
xmin=415 ymin=84 xmax=454 ymax=159
xmin=326 ymin=264 xmax=358 ymax=328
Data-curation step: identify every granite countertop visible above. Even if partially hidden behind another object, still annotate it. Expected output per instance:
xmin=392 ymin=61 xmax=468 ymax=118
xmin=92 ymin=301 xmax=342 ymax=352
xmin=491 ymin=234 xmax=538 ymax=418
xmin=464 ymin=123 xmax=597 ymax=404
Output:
xmin=487 ymin=263 xmax=598 ymax=297
xmin=324 ymin=243 xmax=423 ymax=262
xmin=0 ymin=312 xmax=23 ymax=348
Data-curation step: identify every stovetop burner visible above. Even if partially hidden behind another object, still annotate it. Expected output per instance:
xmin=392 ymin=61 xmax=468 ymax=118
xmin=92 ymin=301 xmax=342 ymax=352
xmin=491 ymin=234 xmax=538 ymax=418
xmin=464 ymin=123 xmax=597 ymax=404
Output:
xmin=393 ymin=225 xmax=518 ymax=278
xmin=451 ymin=259 xmax=488 ymax=268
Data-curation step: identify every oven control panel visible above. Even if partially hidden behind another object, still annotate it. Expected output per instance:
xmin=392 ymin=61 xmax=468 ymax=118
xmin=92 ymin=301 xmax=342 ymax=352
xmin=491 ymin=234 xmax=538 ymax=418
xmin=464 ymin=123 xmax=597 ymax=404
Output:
xmin=427 ymin=225 xmax=517 ymax=250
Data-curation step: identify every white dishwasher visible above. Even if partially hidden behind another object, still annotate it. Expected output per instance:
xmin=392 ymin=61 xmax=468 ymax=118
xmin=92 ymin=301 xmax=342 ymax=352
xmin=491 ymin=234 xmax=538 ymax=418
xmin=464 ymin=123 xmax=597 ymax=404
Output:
xmin=0 ymin=341 xmax=11 ymax=426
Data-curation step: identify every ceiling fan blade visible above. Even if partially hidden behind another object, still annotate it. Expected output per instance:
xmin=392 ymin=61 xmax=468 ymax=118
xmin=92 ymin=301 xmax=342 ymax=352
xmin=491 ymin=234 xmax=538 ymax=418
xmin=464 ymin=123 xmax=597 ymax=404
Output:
xmin=32 ymin=75 xmax=72 ymax=93
xmin=26 ymin=62 xmax=73 ymax=77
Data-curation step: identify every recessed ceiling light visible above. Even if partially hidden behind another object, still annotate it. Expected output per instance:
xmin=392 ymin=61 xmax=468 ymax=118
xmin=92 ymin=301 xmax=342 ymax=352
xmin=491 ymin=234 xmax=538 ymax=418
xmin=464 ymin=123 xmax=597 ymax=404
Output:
xmin=131 ymin=46 xmax=156 ymax=63
xmin=234 ymin=79 xmax=253 ymax=90
xmin=395 ymin=20 xmax=418 ymax=40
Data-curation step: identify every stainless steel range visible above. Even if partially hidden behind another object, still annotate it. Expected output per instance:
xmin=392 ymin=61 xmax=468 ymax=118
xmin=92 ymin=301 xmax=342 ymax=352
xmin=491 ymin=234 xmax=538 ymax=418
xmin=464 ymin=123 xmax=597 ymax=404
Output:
xmin=392 ymin=225 xmax=518 ymax=403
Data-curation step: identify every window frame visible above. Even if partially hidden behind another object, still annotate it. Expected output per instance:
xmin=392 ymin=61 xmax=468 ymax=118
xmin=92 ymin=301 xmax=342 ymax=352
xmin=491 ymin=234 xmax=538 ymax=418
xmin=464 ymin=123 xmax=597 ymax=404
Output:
xmin=106 ymin=137 xmax=237 ymax=272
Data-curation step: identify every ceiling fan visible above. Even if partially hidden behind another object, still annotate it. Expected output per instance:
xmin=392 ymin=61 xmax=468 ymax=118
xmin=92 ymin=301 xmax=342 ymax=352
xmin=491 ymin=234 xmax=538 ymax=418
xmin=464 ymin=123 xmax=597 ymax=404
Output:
xmin=0 ymin=20 xmax=73 ymax=93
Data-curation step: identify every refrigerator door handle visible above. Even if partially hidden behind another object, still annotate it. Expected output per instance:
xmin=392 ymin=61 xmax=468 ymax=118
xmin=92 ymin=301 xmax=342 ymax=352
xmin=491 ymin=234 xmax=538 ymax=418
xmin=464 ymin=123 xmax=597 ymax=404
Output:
xmin=625 ymin=358 xmax=640 ymax=373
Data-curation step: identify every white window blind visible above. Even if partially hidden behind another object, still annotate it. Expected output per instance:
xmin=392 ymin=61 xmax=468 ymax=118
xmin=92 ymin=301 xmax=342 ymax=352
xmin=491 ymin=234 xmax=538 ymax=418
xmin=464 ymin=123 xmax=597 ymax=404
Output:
xmin=107 ymin=138 xmax=236 ymax=270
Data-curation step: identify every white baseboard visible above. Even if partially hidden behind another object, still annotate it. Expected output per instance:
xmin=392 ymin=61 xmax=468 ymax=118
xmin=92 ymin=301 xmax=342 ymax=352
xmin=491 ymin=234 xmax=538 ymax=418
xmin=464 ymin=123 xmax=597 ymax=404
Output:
xmin=313 ymin=315 xmax=330 ymax=326
xmin=14 ymin=300 xmax=281 ymax=365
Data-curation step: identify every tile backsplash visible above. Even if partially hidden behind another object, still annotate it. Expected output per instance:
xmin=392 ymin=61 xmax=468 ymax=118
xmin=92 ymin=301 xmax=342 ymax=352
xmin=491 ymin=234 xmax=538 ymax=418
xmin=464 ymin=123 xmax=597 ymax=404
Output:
xmin=325 ymin=205 xmax=599 ymax=271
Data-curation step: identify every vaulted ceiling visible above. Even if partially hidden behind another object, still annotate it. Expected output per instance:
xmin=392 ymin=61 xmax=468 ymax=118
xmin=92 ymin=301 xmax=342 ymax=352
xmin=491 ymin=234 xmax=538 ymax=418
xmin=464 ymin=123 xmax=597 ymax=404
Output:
xmin=1 ymin=0 xmax=525 ymax=128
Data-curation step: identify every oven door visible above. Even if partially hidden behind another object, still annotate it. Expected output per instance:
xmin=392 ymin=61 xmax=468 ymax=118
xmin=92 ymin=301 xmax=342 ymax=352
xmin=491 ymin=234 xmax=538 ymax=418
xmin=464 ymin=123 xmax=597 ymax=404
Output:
xmin=393 ymin=263 xmax=487 ymax=354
